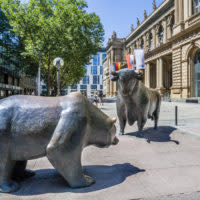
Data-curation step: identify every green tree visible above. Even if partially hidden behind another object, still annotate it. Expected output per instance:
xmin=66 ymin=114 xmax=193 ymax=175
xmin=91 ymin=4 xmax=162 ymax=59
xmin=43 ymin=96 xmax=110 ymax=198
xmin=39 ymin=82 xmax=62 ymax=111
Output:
xmin=0 ymin=0 xmax=104 ymax=95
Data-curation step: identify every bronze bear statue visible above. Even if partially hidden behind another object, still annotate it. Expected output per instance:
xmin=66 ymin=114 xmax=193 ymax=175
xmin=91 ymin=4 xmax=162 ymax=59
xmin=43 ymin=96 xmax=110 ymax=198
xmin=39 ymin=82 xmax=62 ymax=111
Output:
xmin=0 ymin=92 xmax=118 ymax=193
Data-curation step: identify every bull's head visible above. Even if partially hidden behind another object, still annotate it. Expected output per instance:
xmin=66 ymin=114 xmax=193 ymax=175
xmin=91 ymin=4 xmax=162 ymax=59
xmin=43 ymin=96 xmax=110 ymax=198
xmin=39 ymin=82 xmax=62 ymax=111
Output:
xmin=111 ymin=69 xmax=143 ymax=96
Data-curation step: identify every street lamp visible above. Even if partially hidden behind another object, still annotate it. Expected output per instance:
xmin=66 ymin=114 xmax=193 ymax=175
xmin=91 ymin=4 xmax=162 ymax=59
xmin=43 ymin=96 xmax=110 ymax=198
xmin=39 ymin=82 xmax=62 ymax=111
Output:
xmin=37 ymin=52 xmax=42 ymax=96
xmin=53 ymin=57 xmax=64 ymax=96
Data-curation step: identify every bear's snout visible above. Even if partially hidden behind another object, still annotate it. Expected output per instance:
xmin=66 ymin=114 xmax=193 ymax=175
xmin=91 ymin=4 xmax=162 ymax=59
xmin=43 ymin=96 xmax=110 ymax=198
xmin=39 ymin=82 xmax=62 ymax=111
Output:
xmin=112 ymin=137 xmax=119 ymax=145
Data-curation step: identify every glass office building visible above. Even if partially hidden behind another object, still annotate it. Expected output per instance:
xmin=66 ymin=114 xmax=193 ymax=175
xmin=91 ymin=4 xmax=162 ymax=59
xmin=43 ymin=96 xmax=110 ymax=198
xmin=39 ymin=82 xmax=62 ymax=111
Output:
xmin=0 ymin=8 xmax=36 ymax=98
xmin=67 ymin=49 xmax=106 ymax=97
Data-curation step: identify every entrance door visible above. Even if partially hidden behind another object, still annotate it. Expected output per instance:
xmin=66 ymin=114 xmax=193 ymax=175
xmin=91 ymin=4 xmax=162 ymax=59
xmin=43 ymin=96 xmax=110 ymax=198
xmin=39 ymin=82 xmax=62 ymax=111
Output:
xmin=194 ymin=50 xmax=200 ymax=97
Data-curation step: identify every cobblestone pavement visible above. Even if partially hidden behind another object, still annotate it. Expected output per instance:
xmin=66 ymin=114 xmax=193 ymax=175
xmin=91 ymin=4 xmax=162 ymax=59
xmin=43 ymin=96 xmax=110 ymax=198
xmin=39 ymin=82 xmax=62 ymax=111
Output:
xmin=1 ymin=101 xmax=200 ymax=200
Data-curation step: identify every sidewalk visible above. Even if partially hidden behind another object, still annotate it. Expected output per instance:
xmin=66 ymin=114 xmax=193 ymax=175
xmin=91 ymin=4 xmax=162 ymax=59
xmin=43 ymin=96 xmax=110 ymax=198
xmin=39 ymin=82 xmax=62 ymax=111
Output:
xmin=2 ymin=101 xmax=200 ymax=200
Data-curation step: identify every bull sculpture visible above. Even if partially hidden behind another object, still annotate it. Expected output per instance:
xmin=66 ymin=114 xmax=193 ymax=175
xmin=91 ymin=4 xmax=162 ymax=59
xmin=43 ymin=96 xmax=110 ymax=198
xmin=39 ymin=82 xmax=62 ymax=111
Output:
xmin=111 ymin=69 xmax=161 ymax=135
xmin=0 ymin=92 xmax=119 ymax=193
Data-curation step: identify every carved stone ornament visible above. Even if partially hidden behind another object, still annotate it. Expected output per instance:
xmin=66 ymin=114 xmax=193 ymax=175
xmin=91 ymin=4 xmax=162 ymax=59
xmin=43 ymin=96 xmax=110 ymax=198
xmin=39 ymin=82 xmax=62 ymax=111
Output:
xmin=153 ymin=0 xmax=157 ymax=11
xmin=131 ymin=24 xmax=134 ymax=32
xmin=144 ymin=10 xmax=147 ymax=20
xmin=137 ymin=18 xmax=140 ymax=26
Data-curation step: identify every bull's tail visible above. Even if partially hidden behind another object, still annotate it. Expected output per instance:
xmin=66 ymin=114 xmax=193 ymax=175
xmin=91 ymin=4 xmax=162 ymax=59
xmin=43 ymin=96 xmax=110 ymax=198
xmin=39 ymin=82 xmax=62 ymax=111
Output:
xmin=153 ymin=92 xmax=161 ymax=129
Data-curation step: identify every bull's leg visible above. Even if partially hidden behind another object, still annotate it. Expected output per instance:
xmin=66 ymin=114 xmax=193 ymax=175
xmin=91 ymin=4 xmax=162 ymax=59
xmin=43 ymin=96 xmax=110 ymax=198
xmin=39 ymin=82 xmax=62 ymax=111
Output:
xmin=137 ymin=117 xmax=147 ymax=136
xmin=118 ymin=116 xmax=126 ymax=136
xmin=117 ymin=97 xmax=127 ymax=136
xmin=153 ymin=111 xmax=159 ymax=130
xmin=154 ymin=94 xmax=161 ymax=130
xmin=0 ymin=146 xmax=19 ymax=193
xmin=12 ymin=161 xmax=35 ymax=181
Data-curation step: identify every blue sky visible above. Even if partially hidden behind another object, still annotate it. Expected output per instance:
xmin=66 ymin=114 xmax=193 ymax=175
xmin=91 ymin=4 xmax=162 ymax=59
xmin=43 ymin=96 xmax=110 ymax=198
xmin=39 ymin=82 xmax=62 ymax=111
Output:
xmin=86 ymin=0 xmax=164 ymax=47
xmin=20 ymin=0 xmax=164 ymax=47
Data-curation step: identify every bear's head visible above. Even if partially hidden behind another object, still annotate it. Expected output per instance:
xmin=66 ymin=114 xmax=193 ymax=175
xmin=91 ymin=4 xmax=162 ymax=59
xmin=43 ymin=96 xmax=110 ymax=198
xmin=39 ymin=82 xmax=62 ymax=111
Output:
xmin=87 ymin=102 xmax=119 ymax=148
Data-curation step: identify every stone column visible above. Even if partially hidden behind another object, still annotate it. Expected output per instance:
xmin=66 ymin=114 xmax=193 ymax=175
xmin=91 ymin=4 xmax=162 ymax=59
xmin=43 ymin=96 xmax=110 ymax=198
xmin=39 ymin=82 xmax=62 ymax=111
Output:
xmin=155 ymin=25 xmax=160 ymax=47
xmin=143 ymin=35 xmax=147 ymax=51
xmin=152 ymin=28 xmax=156 ymax=49
xmin=175 ymin=0 xmax=179 ymax=24
xmin=145 ymin=63 xmax=151 ymax=88
xmin=167 ymin=15 xmax=172 ymax=39
xmin=156 ymin=59 xmax=160 ymax=88
xmin=163 ymin=19 xmax=167 ymax=43
xmin=156 ymin=58 xmax=165 ymax=93
xmin=179 ymin=0 xmax=184 ymax=22
xmin=188 ymin=0 xmax=192 ymax=17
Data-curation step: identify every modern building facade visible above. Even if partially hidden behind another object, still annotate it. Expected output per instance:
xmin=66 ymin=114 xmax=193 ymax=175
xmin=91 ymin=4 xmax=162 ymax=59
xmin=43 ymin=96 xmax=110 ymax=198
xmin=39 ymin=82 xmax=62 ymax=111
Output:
xmin=67 ymin=49 xmax=106 ymax=97
xmin=105 ymin=0 xmax=200 ymax=99
xmin=0 ymin=8 xmax=36 ymax=98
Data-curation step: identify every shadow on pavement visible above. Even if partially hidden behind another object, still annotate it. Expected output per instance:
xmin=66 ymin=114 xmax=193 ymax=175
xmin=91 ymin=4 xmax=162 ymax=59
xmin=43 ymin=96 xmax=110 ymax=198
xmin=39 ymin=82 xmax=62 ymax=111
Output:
xmin=12 ymin=163 xmax=145 ymax=196
xmin=126 ymin=126 xmax=179 ymax=145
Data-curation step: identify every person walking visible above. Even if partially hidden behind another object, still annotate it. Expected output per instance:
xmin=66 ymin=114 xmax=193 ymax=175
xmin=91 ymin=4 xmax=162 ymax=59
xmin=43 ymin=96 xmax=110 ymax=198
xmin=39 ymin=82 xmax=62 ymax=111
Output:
xmin=99 ymin=90 xmax=103 ymax=107
xmin=84 ymin=92 xmax=87 ymax=99
xmin=93 ymin=92 xmax=99 ymax=107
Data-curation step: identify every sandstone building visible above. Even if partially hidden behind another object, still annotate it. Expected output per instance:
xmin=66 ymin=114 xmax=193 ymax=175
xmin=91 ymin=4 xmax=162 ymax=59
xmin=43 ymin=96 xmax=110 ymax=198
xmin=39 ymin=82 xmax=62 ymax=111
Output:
xmin=105 ymin=0 xmax=200 ymax=99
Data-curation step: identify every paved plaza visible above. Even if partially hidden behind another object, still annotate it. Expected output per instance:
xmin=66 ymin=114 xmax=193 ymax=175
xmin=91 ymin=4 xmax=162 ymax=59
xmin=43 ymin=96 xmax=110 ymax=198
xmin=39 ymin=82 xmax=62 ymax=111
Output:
xmin=1 ymin=101 xmax=200 ymax=200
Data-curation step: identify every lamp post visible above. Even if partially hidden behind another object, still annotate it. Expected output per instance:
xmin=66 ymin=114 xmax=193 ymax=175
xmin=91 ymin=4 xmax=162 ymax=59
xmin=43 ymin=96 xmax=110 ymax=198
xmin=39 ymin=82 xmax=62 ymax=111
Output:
xmin=53 ymin=57 xmax=64 ymax=96
xmin=37 ymin=52 xmax=42 ymax=96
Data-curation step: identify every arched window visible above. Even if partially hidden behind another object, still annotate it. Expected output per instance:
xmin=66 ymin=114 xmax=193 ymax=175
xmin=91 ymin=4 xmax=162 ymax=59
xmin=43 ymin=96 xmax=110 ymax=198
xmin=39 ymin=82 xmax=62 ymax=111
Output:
xmin=194 ymin=50 xmax=200 ymax=97
xmin=170 ymin=15 xmax=175 ymax=37
xmin=141 ymin=39 xmax=144 ymax=49
xmin=149 ymin=33 xmax=153 ymax=50
xmin=193 ymin=0 xmax=200 ymax=14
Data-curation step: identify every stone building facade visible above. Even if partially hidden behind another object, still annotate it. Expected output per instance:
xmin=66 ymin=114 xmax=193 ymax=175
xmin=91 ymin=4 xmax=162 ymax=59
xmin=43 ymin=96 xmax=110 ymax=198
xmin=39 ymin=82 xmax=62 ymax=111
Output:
xmin=105 ymin=0 xmax=200 ymax=99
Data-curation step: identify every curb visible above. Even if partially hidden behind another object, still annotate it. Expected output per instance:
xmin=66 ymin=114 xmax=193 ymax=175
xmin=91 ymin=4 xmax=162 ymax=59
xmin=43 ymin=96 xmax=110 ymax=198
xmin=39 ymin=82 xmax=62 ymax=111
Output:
xmin=175 ymin=126 xmax=200 ymax=139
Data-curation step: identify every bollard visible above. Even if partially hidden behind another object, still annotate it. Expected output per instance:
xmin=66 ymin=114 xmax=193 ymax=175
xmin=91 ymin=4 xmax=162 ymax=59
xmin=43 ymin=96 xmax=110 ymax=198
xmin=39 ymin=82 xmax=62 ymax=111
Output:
xmin=175 ymin=106 xmax=178 ymax=126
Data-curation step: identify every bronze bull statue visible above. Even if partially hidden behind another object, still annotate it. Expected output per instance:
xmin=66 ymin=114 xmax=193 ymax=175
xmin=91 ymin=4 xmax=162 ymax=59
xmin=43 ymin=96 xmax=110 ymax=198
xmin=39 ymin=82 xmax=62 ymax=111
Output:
xmin=0 ymin=92 xmax=119 ymax=193
xmin=111 ymin=69 xmax=161 ymax=135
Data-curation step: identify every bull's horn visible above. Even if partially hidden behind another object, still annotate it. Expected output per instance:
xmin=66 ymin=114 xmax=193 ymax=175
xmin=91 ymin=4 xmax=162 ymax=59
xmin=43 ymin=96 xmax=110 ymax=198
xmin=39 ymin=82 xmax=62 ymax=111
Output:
xmin=110 ymin=71 xmax=118 ymax=76
xmin=110 ymin=117 xmax=117 ymax=123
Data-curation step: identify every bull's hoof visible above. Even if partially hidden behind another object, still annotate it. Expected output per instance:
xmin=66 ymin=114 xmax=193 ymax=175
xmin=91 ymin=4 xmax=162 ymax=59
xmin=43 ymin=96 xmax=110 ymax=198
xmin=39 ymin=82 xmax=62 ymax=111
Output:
xmin=119 ymin=130 xmax=124 ymax=136
xmin=70 ymin=175 xmax=95 ymax=188
xmin=154 ymin=126 xmax=158 ymax=130
xmin=0 ymin=181 xmax=20 ymax=193
xmin=13 ymin=169 xmax=35 ymax=181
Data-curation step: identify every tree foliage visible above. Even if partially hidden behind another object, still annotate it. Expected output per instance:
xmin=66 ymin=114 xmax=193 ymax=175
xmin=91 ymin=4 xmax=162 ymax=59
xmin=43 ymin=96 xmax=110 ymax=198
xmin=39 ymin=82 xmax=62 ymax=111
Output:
xmin=0 ymin=0 xmax=104 ymax=94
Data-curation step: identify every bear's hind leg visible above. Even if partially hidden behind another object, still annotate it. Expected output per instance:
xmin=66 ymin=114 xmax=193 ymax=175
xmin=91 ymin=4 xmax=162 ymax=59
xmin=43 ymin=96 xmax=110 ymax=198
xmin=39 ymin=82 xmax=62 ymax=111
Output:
xmin=12 ymin=161 xmax=35 ymax=181
xmin=0 ymin=137 xmax=19 ymax=193
xmin=0 ymin=157 xmax=19 ymax=193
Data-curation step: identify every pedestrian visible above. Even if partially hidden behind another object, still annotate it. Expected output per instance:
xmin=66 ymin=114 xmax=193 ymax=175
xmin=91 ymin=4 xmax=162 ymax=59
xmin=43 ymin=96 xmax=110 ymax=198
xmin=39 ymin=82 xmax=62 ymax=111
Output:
xmin=84 ymin=92 xmax=87 ymax=99
xmin=31 ymin=91 xmax=35 ymax=96
xmin=93 ymin=92 xmax=99 ymax=107
xmin=99 ymin=90 xmax=103 ymax=107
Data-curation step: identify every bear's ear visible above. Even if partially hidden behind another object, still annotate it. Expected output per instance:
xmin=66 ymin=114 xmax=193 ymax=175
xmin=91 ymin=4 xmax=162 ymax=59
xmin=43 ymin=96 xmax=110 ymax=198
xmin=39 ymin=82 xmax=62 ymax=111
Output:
xmin=110 ymin=118 xmax=117 ymax=123
xmin=107 ymin=117 xmax=117 ymax=125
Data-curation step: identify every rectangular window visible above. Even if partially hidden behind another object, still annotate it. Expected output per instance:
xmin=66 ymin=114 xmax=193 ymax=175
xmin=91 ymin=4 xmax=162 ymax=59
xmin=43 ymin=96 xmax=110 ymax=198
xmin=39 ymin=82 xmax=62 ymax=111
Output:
xmin=193 ymin=0 xmax=200 ymax=14
xmin=100 ymin=66 xmax=103 ymax=75
xmin=71 ymin=85 xmax=77 ymax=90
xmin=91 ymin=66 xmax=97 ymax=74
xmin=93 ymin=75 xmax=99 ymax=84
xmin=102 ymin=53 xmax=106 ymax=61
xmin=100 ymin=85 xmax=103 ymax=90
xmin=82 ymin=76 xmax=89 ymax=84
xmin=80 ymin=85 xmax=87 ymax=90
xmin=93 ymin=55 xmax=100 ymax=65
xmin=91 ymin=85 xmax=97 ymax=90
